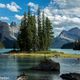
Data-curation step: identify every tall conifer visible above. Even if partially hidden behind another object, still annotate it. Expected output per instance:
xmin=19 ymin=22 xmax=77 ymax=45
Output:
xmin=18 ymin=12 xmax=27 ymax=51
xmin=37 ymin=7 xmax=42 ymax=50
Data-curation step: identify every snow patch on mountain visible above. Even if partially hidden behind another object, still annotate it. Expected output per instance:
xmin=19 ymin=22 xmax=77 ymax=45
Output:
xmin=53 ymin=27 xmax=80 ymax=48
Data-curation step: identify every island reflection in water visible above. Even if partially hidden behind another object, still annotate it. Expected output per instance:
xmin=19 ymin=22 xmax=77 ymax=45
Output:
xmin=0 ymin=55 xmax=80 ymax=80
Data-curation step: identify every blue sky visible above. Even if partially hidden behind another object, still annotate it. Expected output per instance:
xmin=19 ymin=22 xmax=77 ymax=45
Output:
xmin=0 ymin=0 xmax=80 ymax=37
xmin=0 ymin=0 xmax=28 ymax=23
xmin=0 ymin=0 xmax=50 ymax=23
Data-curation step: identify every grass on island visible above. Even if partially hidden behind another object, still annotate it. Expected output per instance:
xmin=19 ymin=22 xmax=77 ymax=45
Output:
xmin=9 ymin=51 xmax=80 ymax=58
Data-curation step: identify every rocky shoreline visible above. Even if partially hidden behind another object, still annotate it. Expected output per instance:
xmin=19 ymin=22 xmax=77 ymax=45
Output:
xmin=60 ymin=73 xmax=80 ymax=80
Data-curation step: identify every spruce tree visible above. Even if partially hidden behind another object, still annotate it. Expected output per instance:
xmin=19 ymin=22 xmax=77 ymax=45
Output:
xmin=17 ymin=6 xmax=53 ymax=52
xmin=30 ymin=15 xmax=37 ymax=52
xmin=37 ymin=7 xmax=42 ymax=50
xmin=45 ymin=17 xmax=53 ymax=50
xmin=41 ymin=12 xmax=53 ymax=50
xmin=26 ymin=6 xmax=33 ymax=51
xmin=18 ymin=6 xmax=36 ymax=52
xmin=42 ymin=11 xmax=45 ymax=50
xmin=18 ymin=12 xmax=27 ymax=51
xmin=18 ymin=6 xmax=33 ymax=52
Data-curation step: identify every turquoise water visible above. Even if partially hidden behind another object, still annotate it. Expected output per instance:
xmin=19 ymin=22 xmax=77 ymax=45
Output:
xmin=0 ymin=55 xmax=80 ymax=80
xmin=0 ymin=49 xmax=80 ymax=80
xmin=0 ymin=49 xmax=13 ymax=54
xmin=0 ymin=49 xmax=19 ymax=54
xmin=0 ymin=48 xmax=80 ymax=54
xmin=50 ymin=48 xmax=80 ymax=54
xmin=0 ymin=55 xmax=61 ymax=80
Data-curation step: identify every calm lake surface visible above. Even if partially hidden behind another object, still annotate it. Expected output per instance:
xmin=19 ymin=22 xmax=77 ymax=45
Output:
xmin=0 ymin=48 xmax=80 ymax=54
xmin=50 ymin=48 xmax=80 ymax=54
xmin=0 ymin=49 xmax=80 ymax=80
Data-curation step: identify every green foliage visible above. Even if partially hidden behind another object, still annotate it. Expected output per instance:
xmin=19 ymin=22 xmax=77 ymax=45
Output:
xmin=38 ymin=11 xmax=53 ymax=51
xmin=31 ymin=15 xmax=37 ymax=51
xmin=37 ymin=7 xmax=42 ymax=50
xmin=18 ymin=12 xmax=28 ymax=51
xmin=45 ymin=17 xmax=53 ymax=49
xmin=18 ymin=6 xmax=37 ymax=52
xmin=17 ymin=6 xmax=54 ymax=52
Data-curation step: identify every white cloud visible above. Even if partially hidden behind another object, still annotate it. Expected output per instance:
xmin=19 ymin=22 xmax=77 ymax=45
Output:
xmin=6 ymin=2 xmax=21 ymax=12
xmin=43 ymin=0 xmax=80 ymax=37
xmin=0 ymin=16 xmax=9 ymax=20
xmin=52 ymin=15 xmax=80 ymax=25
xmin=0 ymin=2 xmax=21 ymax=12
xmin=15 ymin=14 xmax=23 ymax=20
xmin=0 ymin=3 xmax=6 ymax=8
xmin=28 ymin=2 xmax=35 ymax=7
xmin=54 ymin=27 xmax=65 ymax=31
xmin=28 ymin=2 xmax=38 ymax=12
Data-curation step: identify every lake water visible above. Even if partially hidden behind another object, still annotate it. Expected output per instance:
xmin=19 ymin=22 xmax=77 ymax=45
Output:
xmin=0 ymin=49 xmax=80 ymax=80
xmin=0 ymin=48 xmax=80 ymax=54
xmin=50 ymin=48 xmax=80 ymax=54
xmin=0 ymin=55 xmax=80 ymax=80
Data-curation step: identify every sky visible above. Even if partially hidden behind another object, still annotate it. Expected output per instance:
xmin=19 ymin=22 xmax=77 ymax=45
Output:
xmin=0 ymin=0 xmax=50 ymax=23
xmin=0 ymin=0 xmax=80 ymax=37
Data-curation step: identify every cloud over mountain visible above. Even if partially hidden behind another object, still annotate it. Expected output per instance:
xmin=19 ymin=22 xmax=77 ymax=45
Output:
xmin=0 ymin=16 xmax=9 ymax=21
xmin=44 ymin=0 xmax=80 ymax=37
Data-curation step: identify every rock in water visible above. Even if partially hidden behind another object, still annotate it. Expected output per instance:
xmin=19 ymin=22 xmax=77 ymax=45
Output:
xmin=17 ymin=73 xmax=28 ymax=80
xmin=30 ymin=59 xmax=60 ymax=72
xmin=60 ymin=73 xmax=80 ymax=80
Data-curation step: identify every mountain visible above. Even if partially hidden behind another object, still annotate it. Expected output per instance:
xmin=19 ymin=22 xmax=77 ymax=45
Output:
xmin=10 ymin=21 xmax=17 ymax=27
xmin=52 ymin=27 xmax=80 ymax=48
xmin=9 ymin=21 xmax=19 ymax=39
xmin=0 ymin=21 xmax=19 ymax=48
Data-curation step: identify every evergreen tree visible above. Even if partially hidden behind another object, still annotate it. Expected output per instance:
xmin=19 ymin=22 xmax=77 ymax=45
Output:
xmin=18 ymin=6 xmax=33 ymax=51
xmin=37 ymin=7 xmax=42 ymax=50
xmin=17 ymin=6 xmax=53 ymax=52
xmin=41 ymin=12 xmax=53 ymax=50
xmin=30 ymin=15 xmax=37 ymax=52
xmin=18 ymin=12 xmax=27 ymax=51
xmin=26 ymin=6 xmax=33 ymax=51
xmin=45 ymin=17 xmax=53 ymax=50
xmin=18 ymin=6 xmax=36 ymax=52
xmin=42 ymin=11 xmax=46 ymax=50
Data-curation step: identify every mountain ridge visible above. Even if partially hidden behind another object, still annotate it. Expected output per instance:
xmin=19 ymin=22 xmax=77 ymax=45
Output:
xmin=0 ymin=21 xmax=19 ymax=48
xmin=52 ymin=27 xmax=80 ymax=48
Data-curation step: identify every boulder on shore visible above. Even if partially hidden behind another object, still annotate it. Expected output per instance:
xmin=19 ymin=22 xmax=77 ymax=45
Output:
xmin=60 ymin=73 xmax=80 ymax=80
xmin=30 ymin=59 xmax=60 ymax=72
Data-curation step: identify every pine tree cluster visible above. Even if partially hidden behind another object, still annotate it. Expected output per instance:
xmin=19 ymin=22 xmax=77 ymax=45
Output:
xmin=17 ymin=6 xmax=53 ymax=52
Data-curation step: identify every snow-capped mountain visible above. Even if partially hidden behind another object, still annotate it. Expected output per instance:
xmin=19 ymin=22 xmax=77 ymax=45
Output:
xmin=9 ymin=21 xmax=19 ymax=40
xmin=0 ymin=21 xmax=19 ymax=48
xmin=52 ymin=27 xmax=80 ymax=48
